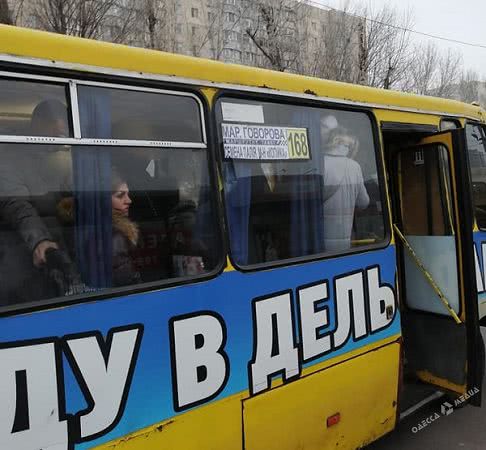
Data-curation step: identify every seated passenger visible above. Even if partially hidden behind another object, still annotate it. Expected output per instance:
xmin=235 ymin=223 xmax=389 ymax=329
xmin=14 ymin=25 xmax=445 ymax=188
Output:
xmin=0 ymin=99 xmax=71 ymax=305
xmin=168 ymin=199 xmax=207 ymax=277
xmin=58 ymin=170 xmax=141 ymax=288
xmin=110 ymin=173 xmax=142 ymax=286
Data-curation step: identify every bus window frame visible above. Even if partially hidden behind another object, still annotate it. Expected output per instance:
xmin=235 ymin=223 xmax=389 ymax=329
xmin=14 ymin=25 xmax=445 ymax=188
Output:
xmin=213 ymin=90 xmax=391 ymax=273
xmin=0 ymin=69 xmax=226 ymax=318
xmin=0 ymin=73 xmax=75 ymax=139
xmin=440 ymin=118 xmax=461 ymax=132
xmin=0 ymin=70 xmax=208 ymax=147
xmin=465 ymin=120 xmax=486 ymax=232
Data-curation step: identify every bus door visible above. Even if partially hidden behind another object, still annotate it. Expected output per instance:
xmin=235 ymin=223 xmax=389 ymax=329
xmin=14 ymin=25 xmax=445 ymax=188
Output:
xmin=393 ymin=129 xmax=483 ymax=405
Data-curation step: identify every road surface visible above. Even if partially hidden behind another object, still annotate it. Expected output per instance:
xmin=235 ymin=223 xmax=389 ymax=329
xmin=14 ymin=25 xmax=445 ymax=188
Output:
xmin=368 ymin=328 xmax=486 ymax=450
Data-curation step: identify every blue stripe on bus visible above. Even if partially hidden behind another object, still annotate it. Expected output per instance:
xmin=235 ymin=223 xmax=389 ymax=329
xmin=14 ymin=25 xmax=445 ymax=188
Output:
xmin=0 ymin=246 xmax=399 ymax=449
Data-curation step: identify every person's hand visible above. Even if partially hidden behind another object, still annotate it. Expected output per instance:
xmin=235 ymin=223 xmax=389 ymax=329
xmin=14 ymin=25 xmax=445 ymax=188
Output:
xmin=33 ymin=240 xmax=58 ymax=267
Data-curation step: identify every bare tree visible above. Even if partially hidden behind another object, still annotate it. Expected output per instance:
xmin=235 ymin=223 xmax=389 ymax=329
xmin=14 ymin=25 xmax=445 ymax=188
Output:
xmin=308 ymin=2 xmax=363 ymax=83
xmin=434 ymin=48 xmax=462 ymax=99
xmin=132 ymin=0 xmax=177 ymax=51
xmin=31 ymin=0 xmax=133 ymax=40
xmin=403 ymin=42 xmax=440 ymax=95
xmin=358 ymin=4 xmax=414 ymax=89
xmin=5 ymin=0 xmax=31 ymax=27
xmin=402 ymin=41 xmax=469 ymax=101
xmin=479 ymin=80 xmax=486 ymax=106
xmin=246 ymin=0 xmax=310 ymax=72
xmin=456 ymin=69 xmax=480 ymax=103
xmin=189 ymin=0 xmax=249 ymax=60
xmin=0 ymin=0 xmax=12 ymax=24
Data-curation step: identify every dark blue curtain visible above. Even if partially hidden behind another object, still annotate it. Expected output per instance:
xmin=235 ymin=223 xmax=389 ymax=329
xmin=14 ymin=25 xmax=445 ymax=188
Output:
xmin=223 ymin=161 xmax=252 ymax=265
xmin=73 ymin=88 xmax=112 ymax=287
xmin=192 ymin=165 xmax=219 ymax=270
xmin=289 ymin=109 xmax=325 ymax=257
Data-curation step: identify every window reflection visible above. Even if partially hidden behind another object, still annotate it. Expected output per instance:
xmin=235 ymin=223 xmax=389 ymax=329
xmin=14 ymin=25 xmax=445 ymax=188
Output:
xmin=0 ymin=80 xmax=220 ymax=309
xmin=77 ymin=85 xmax=203 ymax=142
xmin=217 ymin=99 xmax=385 ymax=266
xmin=466 ymin=123 xmax=486 ymax=228
xmin=0 ymin=79 xmax=71 ymax=136
xmin=0 ymin=143 xmax=220 ymax=307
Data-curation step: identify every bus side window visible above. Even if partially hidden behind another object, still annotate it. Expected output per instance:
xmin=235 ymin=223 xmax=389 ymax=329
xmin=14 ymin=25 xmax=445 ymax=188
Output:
xmin=72 ymin=85 xmax=221 ymax=288
xmin=0 ymin=78 xmax=74 ymax=307
xmin=440 ymin=119 xmax=461 ymax=131
xmin=217 ymin=98 xmax=386 ymax=267
xmin=466 ymin=123 xmax=486 ymax=229
xmin=0 ymin=78 xmax=72 ymax=137
xmin=0 ymin=79 xmax=222 ymax=309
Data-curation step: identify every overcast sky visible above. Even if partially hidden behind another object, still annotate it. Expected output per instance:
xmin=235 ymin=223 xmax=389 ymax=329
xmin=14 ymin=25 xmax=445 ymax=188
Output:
xmin=310 ymin=0 xmax=486 ymax=78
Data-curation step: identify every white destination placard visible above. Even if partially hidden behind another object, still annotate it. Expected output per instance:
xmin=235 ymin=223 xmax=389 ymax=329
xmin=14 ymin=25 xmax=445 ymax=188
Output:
xmin=222 ymin=123 xmax=310 ymax=160
xmin=221 ymin=103 xmax=265 ymax=123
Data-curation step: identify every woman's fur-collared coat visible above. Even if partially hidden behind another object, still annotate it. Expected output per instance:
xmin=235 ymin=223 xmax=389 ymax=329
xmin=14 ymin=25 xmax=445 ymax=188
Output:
xmin=57 ymin=197 xmax=141 ymax=287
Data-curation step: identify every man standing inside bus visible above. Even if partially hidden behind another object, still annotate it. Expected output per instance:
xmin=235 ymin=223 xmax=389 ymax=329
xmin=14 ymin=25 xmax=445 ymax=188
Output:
xmin=321 ymin=119 xmax=370 ymax=252
xmin=0 ymin=99 xmax=71 ymax=304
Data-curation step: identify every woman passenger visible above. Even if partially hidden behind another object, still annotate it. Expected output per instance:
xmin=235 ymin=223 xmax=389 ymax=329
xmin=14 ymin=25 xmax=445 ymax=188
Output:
xmin=57 ymin=170 xmax=141 ymax=287
xmin=110 ymin=172 xmax=141 ymax=286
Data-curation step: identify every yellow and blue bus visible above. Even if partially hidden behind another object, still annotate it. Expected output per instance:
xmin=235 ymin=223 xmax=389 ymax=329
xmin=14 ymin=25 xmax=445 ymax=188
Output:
xmin=0 ymin=25 xmax=485 ymax=450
